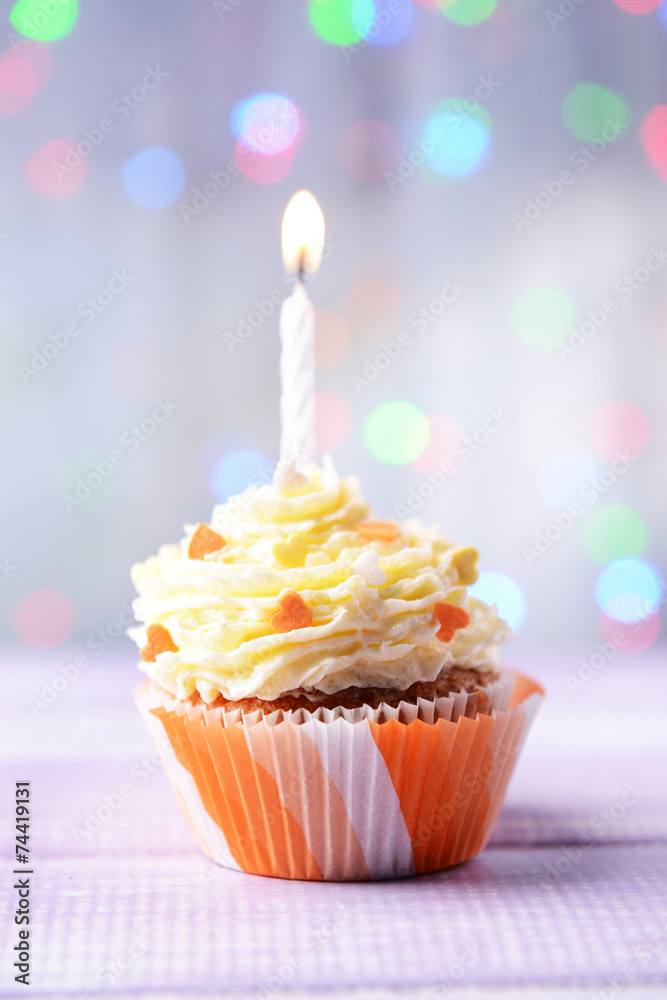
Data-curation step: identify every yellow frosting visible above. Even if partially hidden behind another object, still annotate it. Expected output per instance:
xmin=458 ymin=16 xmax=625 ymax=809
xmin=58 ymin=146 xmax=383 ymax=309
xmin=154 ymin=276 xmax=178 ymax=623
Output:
xmin=128 ymin=457 xmax=511 ymax=703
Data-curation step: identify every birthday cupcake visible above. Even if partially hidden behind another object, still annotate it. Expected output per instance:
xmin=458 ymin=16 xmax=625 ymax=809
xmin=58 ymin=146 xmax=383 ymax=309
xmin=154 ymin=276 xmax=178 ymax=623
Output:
xmin=130 ymin=457 xmax=543 ymax=880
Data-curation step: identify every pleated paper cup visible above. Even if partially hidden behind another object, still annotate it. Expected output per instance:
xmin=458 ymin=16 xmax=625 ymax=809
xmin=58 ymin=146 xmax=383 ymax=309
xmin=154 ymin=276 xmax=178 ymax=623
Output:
xmin=134 ymin=670 xmax=544 ymax=881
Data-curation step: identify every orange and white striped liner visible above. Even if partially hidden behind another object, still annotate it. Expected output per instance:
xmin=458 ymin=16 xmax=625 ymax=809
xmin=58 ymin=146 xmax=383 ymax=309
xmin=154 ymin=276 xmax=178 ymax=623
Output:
xmin=134 ymin=671 xmax=544 ymax=881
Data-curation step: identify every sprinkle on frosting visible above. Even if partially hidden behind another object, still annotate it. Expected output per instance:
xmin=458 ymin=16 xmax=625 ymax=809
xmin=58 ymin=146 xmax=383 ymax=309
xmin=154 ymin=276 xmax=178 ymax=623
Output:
xmin=188 ymin=524 xmax=226 ymax=560
xmin=128 ymin=457 xmax=512 ymax=704
xmin=433 ymin=603 xmax=470 ymax=643
xmin=270 ymin=590 xmax=312 ymax=632
xmin=273 ymin=535 xmax=308 ymax=568
xmin=357 ymin=521 xmax=399 ymax=543
xmin=140 ymin=624 xmax=179 ymax=662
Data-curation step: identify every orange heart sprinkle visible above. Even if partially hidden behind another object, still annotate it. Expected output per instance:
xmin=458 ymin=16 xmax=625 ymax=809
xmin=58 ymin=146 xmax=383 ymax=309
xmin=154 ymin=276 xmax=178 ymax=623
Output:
xmin=270 ymin=591 xmax=312 ymax=633
xmin=357 ymin=521 xmax=399 ymax=543
xmin=140 ymin=624 xmax=179 ymax=662
xmin=432 ymin=603 xmax=470 ymax=643
xmin=188 ymin=524 xmax=226 ymax=560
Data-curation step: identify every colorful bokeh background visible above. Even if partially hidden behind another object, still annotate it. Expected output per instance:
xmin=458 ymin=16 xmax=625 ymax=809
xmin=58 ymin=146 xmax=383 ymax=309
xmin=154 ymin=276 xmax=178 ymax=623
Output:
xmin=1 ymin=0 xmax=665 ymax=662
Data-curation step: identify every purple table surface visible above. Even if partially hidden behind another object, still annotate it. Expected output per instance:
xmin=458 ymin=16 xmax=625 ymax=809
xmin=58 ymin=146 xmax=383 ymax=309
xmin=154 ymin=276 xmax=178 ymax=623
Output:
xmin=1 ymin=643 xmax=667 ymax=999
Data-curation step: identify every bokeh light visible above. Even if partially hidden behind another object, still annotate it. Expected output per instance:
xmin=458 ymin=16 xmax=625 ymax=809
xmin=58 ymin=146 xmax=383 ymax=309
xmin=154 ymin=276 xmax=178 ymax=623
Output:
xmin=646 ymin=297 xmax=667 ymax=351
xmin=610 ymin=0 xmax=660 ymax=12
xmin=422 ymin=101 xmax=491 ymax=177
xmin=412 ymin=414 xmax=465 ymax=474
xmin=561 ymin=83 xmax=630 ymax=143
xmin=659 ymin=0 xmax=667 ymax=28
xmin=230 ymin=93 xmax=304 ymax=155
xmin=599 ymin=609 xmax=661 ymax=653
xmin=583 ymin=505 xmax=647 ymax=564
xmin=10 ymin=0 xmax=78 ymax=42
xmin=315 ymin=391 xmax=352 ymax=452
xmin=122 ymin=147 xmax=186 ymax=209
xmin=314 ymin=309 xmax=350 ymax=369
xmin=538 ymin=452 xmax=599 ymax=512
xmin=58 ymin=448 xmax=120 ymax=511
xmin=210 ymin=449 xmax=270 ymax=502
xmin=364 ymin=401 xmax=430 ymax=464
xmin=589 ymin=401 xmax=650 ymax=459
xmin=469 ymin=571 xmax=527 ymax=631
xmin=365 ymin=0 xmax=415 ymax=44
xmin=13 ymin=589 xmax=75 ymax=648
xmin=439 ymin=0 xmax=498 ymax=26
xmin=338 ymin=120 xmax=401 ymax=180
xmin=308 ymin=0 xmax=374 ymax=45
xmin=341 ymin=277 xmax=401 ymax=340
xmin=640 ymin=105 xmax=667 ymax=180
xmin=0 ymin=47 xmax=42 ymax=115
xmin=16 ymin=39 xmax=53 ymax=86
xmin=26 ymin=138 xmax=87 ymax=197
xmin=235 ymin=140 xmax=296 ymax=184
xmin=0 ymin=57 xmax=35 ymax=117
xmin=512 ymin=287 xmax=575 ymax=349
xmin=595 ymin=557 xmax=664 ymax=623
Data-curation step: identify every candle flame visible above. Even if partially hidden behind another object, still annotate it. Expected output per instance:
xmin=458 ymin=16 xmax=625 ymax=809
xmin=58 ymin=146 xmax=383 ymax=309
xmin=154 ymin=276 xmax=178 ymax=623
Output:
xmin=281 ymin=190 xmax=325 ymax=277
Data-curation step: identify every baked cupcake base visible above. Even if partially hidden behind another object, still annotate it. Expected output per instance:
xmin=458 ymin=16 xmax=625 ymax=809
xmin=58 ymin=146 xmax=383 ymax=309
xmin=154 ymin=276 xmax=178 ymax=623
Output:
xmin=134 ymin=669 xmax=544 ymax=881
xmin=175 ymin=664 xmax=500 ymax=717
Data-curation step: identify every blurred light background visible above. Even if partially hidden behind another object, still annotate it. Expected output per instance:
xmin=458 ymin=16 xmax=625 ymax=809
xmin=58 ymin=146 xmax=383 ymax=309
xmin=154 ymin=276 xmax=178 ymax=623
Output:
xmin=1 ymin=0 xmax=666 ymax=662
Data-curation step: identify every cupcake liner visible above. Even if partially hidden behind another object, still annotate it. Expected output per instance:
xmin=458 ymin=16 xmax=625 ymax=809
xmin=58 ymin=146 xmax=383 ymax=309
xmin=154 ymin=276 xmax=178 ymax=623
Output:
xmin=134 ymin=670 xmax=544 ymax=881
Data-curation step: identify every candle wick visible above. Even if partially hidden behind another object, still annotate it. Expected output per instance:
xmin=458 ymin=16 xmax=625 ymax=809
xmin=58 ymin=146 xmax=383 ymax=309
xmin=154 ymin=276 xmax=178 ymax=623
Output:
xmin=296 ymin=247 xmax=307 ymax=285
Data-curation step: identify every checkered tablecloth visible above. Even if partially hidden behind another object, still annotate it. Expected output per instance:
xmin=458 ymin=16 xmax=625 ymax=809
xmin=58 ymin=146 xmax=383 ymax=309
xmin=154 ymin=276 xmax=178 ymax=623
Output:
xmin=1 ymin=644 xmax=666 ymax=998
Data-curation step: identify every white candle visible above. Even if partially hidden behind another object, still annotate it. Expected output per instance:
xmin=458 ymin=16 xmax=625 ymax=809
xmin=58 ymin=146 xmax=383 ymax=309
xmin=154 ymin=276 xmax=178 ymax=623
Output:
xmin=279 ymin=279 xmax=315 ymax=467
xmin=279 ymin=191 xmax=325 ymax=471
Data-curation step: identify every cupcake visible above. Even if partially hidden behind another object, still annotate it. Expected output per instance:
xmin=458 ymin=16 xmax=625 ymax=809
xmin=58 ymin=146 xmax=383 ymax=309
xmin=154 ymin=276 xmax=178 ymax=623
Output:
xmin=130 ymin=457 xmax=543 ymax=880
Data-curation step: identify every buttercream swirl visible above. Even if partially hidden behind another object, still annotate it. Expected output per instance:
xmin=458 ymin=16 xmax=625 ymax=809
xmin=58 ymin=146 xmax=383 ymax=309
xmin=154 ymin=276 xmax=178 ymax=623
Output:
xmin=129 ymin=457 xmax=511 ymax=703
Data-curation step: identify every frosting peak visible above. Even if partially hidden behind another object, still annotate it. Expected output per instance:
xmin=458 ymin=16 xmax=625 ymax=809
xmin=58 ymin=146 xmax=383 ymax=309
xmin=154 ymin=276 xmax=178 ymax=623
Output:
xmin=129 ymin=457 xmax=511 ymax=703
